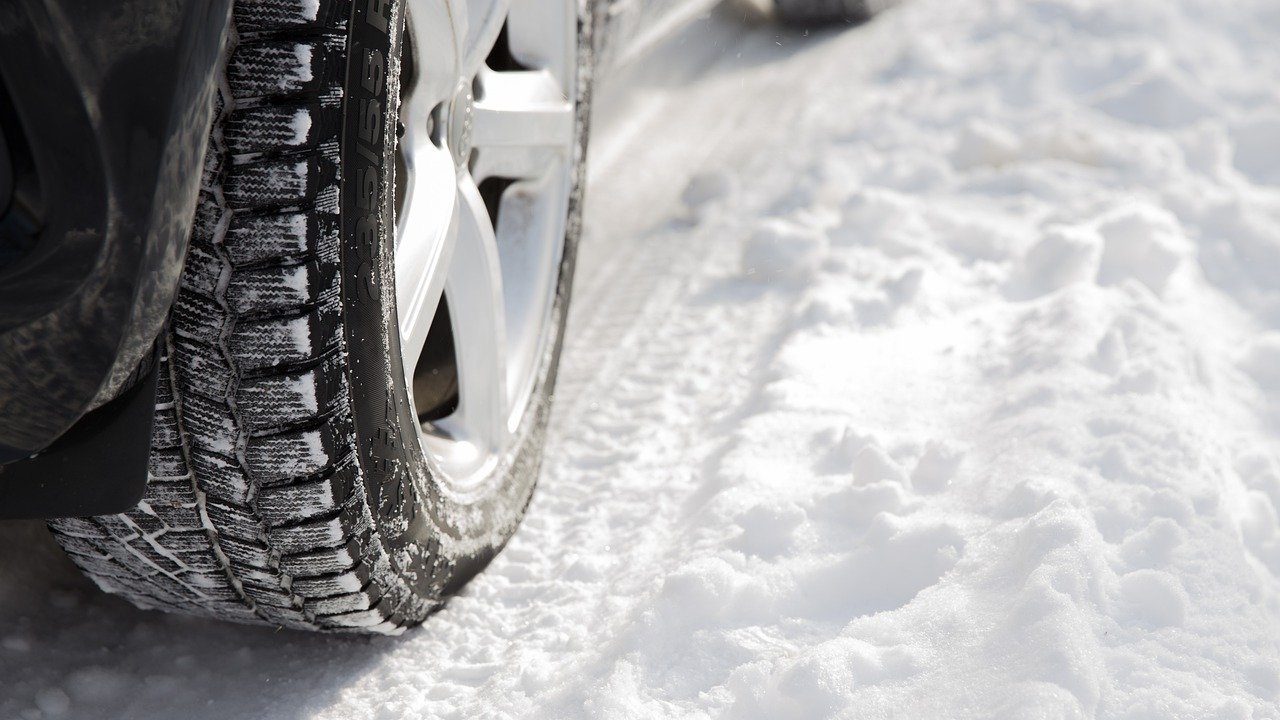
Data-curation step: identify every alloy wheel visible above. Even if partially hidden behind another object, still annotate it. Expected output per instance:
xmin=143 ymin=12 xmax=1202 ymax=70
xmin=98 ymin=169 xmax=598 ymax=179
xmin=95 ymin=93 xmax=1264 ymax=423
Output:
xmin=394 ymin=0 xmax=578 ymax=492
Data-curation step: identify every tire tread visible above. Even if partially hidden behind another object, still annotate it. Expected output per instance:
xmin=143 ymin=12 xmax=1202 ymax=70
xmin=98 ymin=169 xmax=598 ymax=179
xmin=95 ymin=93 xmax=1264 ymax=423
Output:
xmin=48 ymin=0 xmax=425 ymax=634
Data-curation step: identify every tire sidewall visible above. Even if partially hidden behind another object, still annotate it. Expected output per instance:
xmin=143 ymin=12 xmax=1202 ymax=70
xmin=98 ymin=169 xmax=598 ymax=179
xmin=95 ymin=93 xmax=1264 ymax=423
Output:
xmin=339 ymin=0 xmax=592 ymax=601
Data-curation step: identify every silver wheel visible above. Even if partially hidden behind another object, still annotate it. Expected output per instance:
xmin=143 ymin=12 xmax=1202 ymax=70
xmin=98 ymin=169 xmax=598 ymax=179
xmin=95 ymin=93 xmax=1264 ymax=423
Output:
xmin=395 ymin=0 xmax=579 ymax=491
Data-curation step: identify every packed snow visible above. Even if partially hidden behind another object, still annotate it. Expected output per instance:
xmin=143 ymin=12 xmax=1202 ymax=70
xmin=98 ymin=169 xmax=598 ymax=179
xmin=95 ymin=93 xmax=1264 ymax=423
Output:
xmin=4 ymin=0 xmax=1280 ymax=717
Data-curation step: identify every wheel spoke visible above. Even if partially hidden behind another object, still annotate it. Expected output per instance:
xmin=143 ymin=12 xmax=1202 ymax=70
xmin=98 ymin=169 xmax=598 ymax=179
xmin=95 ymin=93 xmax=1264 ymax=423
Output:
xmin=395 ymin=141 xmax=458 ymax=378
xmin=460 ymin=0 xmax=511 ymax=78
xmin=469 ymin=69 xmax=574 ymax=181
xmin=505 ymin=0 xmax=576 ymax=92
xmin=395 ymin=0 xmax=577 ymax=486
xmin=440 ymin=175 xmax=509 ymax=454
xmin=403 ymin=0 xmax=466 ymax=115
xmin=494 ymin=160 xmax=570 ymax=408
xmin=472 ymin=70 xmax=574 ymax=148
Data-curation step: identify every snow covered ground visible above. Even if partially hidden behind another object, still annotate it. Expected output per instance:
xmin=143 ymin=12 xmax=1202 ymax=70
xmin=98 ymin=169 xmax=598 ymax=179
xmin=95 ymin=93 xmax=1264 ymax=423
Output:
xmin=4 ymin=0 xmax=1280 ymax=717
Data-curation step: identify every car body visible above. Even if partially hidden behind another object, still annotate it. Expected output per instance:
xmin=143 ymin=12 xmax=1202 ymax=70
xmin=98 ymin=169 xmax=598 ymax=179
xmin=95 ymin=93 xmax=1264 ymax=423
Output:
xmin=0 ymin=0 xmax=233 ymax=516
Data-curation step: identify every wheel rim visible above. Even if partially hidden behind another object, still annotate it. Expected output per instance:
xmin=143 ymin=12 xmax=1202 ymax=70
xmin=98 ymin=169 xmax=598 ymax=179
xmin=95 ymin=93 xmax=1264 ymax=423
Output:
xmin=394 ymin=0 xmax=577 ymax=491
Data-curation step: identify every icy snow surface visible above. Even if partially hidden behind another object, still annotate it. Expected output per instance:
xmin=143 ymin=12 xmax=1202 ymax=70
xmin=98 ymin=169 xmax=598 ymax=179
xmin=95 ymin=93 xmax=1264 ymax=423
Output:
xmin=5 ymin=0 xmax=1280 ymax=717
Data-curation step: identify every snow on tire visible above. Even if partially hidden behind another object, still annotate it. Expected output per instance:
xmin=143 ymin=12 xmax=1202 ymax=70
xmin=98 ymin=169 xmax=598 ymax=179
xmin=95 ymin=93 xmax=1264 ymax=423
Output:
xmin=47 ymin=0 xmax=593 ymax=634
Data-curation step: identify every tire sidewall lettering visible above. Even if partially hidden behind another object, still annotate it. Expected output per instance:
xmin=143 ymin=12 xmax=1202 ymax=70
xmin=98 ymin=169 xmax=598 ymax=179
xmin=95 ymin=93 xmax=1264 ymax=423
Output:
xmin=343 ymin=0 xmax=432 ymax=573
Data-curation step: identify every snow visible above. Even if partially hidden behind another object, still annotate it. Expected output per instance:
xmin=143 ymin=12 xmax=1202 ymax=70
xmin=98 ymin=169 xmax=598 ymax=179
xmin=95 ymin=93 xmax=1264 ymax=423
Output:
xmin=287 ymin=43 xmax=315 ymax=89
xmin=300 ymin=0 xmax=320 ymax=22
xmin=290 ymin=108 xmax=314 ymax=146
xmin=4 ymin=0 xmax=1280 ymax=717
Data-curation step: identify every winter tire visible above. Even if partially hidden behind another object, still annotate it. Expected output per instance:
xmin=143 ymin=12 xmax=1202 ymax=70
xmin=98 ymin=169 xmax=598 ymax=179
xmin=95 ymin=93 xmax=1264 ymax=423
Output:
xmin=48 ymin=0 xmax=593 ymax=634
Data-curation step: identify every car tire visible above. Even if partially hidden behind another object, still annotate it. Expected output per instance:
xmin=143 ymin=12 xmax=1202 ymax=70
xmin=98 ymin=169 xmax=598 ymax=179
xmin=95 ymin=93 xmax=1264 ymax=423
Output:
xmin=47 ymin=0 xmax=593 ymax=634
